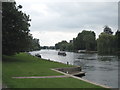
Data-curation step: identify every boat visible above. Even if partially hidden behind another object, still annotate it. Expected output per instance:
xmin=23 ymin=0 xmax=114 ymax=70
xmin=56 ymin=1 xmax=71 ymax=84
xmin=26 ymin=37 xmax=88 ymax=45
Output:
xmin=78 ymin=50 xmax=86 ymax=53
xmin=35 ymin=54 xmax=41 ymax=58
xmin=58 ymin=51 xmax=66 ymax=56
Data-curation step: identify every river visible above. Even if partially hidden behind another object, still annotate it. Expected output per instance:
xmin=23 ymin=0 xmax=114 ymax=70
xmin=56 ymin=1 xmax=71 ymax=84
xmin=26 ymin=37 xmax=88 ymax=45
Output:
xmin=29 ymin=49 xmax=119 ymax=88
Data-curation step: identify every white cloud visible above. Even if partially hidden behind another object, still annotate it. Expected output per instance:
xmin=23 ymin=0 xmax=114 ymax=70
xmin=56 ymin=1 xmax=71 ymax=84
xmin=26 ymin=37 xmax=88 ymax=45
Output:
xmin=16 ymin=0 xmax=119 ymax=3
xmin=31 ymin=31 xmax=77 ymax=46
xmin=16 ymin=0 xmax=118 ymax=46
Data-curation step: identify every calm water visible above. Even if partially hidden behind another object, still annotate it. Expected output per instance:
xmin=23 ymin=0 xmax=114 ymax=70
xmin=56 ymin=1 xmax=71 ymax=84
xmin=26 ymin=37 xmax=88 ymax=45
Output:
xmin=30 ymin=49 xmax=119 ymax=88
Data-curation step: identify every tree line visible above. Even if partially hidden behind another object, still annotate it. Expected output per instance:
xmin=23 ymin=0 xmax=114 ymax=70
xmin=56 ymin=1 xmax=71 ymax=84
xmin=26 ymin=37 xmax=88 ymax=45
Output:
xmin=55 ymin=26 xmax=120 ymax=55
xmin=2 ymin=2 xmax=40 ymax=55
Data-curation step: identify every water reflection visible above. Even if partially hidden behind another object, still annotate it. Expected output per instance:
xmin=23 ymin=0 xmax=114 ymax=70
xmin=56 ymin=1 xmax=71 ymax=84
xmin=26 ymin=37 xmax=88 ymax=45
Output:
xmin=30 ymin=50 xmax=118 ymax=88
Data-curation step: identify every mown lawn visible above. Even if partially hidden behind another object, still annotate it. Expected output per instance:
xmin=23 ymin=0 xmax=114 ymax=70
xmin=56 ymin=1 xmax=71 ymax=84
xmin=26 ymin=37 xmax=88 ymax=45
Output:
xmin=2 ymin=53 xmax=108 ymax=88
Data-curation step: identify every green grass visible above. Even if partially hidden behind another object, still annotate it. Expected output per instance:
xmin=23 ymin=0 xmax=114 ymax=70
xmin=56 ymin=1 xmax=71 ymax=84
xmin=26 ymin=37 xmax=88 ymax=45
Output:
xmin=2 ymin=53 xmax=108 ymax=88
xmin=4 ymin=78 xmax=105 ymax=88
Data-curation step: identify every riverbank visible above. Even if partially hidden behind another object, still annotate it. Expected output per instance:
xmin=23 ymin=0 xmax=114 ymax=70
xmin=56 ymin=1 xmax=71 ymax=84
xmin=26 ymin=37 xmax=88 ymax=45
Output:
xmin=3 ymin=53 xmax=109 ymax=88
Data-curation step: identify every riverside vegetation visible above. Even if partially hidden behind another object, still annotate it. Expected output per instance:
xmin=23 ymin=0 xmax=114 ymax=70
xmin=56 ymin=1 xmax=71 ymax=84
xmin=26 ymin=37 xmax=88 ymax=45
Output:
xmin=55 ymin=27 xmax=120 ymax=55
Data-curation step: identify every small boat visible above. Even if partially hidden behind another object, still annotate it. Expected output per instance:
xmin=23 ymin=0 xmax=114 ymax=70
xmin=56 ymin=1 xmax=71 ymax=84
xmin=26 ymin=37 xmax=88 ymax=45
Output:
xmin=78 ymin=50 xmax=86 ymax=53
xmin=58 ymin=51 xmax=66 ymax=56
xmin=35 ymin=54 xmax=41 ymax=58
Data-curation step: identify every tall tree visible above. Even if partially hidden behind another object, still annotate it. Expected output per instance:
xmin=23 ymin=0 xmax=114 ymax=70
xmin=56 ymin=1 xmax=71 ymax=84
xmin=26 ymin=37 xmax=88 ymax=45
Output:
xmin=55 ymin=40 xmax=68 ymax=51
xmin=103 ymin=25 xmax=113 ymax=34
xmin=115 ymin=30 xmax=120 ymax=52
xmin=73 ymin=30 xmax=96 ymax=51
xmin=97 ymin=27 xmax=115 ymax=54
xmin=73 ymin=33 xmax=85 ymax=50
xmin=2 ymin=2 xmax=32 ymax=55
xmin=30 ymin=38 xmax=41 ymax=51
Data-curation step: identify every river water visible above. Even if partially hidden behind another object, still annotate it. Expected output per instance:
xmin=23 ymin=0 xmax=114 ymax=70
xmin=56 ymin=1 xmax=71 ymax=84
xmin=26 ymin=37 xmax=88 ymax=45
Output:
xmin=29 ymin=49 xmax=119 ymax=88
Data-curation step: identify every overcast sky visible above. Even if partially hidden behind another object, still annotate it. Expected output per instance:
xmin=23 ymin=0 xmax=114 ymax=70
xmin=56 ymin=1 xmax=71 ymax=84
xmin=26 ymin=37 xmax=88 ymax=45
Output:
xmin=16 ymin=0 xmax=118 ymax=46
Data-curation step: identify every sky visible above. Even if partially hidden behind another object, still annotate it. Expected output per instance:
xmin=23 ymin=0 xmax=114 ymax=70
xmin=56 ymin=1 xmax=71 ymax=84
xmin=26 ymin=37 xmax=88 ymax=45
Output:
xmin=16 ymin=0 xmax=119 ymax=46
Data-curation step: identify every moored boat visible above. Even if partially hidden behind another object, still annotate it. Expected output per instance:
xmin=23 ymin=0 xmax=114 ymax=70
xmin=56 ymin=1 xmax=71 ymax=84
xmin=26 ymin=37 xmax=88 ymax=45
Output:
xmin=58 ymin=51 xmax=66 ymax=56
xmin=35 ymin=54 xmax=41 ymax=58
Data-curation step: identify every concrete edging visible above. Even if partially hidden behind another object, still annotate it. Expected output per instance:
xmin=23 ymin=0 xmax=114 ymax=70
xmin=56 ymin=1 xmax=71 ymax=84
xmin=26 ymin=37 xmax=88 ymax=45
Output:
xmin=51 ymin=68 xmax=111 ymax=88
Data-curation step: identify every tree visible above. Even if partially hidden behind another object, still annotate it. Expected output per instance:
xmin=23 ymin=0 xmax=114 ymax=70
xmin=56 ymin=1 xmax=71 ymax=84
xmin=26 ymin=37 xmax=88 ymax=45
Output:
xmin=2 ymin=2 xmax=35 ymax=55
xmin=103 ymin=25 xmax=113 ymax=34
xmin=55 ymin=30 xmax=97 ymax=52
xmin=97 ymin=33 xmax=116 ymax=54
xmin=97 ymin=26 xmax=116 ymax=54
xmin=115 ymin=30 xmax=120 ymax=52
xmin=82 ymin=30 xmax=96 ymax=51
xmin=73 ymin=30 xmax=96 ymax=51
xmin=55 ymin=40 xmax=74 ymax=51
xmin=29 ymin=38 xmax=41 ymax=51
xmin=66 ymin=43 xmax=74 ymax=51
xmin=55 ymin=40 xmax=68 ymax=51
xmin=73 ymin=33 xmax=85 ymax=50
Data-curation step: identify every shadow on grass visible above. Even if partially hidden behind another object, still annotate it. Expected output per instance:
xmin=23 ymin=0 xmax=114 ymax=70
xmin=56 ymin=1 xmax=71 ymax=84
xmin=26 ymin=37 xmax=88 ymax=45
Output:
xmin=2 ymin=54 xmax=37 ymax=63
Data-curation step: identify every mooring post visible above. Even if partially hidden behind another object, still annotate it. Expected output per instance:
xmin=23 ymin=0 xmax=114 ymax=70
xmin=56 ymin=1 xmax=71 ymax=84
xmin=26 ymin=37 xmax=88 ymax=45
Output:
xmin=67 ymin=61 xmax=69 ymax=65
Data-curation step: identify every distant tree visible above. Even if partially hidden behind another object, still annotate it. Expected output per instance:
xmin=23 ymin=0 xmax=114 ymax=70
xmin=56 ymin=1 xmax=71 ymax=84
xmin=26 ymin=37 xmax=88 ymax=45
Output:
xmin=41 ymin=46 xmax=55 ymax=49
xmin=73 ymin=33 xmax=85 ymax=50
xmin=82 ymin=30 xmax=96 ymax=51
xmin=66 ymin=43 xmax=74 ymax=51
xmin=97 ymin=32 xmax=116 ymax=54
xmin=30 ymin=38 xmax=40 ymax=51
xmin=41 ymin=46 xmax=48 ymax=49
xmin=49 ymin=46 xmax=55 ymax=49
xmin=115 ymin=30 xmax=120 ymax=52
xmin=55 ymin=40 xmax=68 ymax=51
xmin=73 ymin=30 xmax=96 ymax=51
xmin=97 ymin=26 xmax=117 ymax=54
xmin=103 ymin=25 xmax=113 ymax=34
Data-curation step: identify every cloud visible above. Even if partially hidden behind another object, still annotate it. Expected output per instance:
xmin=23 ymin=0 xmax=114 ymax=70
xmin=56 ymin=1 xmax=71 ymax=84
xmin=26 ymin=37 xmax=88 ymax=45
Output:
xmin=31 ymin=31 xmax=77 ymax=46
xmin=16 ymin=0 xmax=118 ymax=46
xmin=29 ymin=2 xmax=118 ymax=31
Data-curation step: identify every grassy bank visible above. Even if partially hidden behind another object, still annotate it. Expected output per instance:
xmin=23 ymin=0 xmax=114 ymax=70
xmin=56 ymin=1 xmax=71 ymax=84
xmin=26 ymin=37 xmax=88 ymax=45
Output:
xmin=3 ymin=53 xmax=108 ymax=88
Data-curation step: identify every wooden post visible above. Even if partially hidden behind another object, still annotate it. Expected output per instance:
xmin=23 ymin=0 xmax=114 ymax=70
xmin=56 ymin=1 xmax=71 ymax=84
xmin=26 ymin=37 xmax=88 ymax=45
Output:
xmin=67 ymin=62 xmax=69 ymax=65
